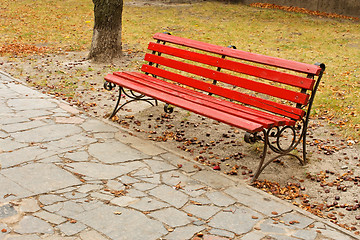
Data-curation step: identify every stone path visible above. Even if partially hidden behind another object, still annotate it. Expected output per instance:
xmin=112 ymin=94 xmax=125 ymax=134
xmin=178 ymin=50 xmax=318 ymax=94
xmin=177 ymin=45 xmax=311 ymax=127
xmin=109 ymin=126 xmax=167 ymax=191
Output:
xmin=0 ymin=70 xmax=358 ymax=240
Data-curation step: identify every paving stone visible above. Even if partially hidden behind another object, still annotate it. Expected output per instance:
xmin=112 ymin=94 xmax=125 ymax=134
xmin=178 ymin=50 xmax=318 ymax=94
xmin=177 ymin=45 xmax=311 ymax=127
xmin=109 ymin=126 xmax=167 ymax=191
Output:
xmin=4 ymin=234 xmax=41 ymax=240
xmin=126 ymin=188 xmax=147 ymax=198
xmin=148 ymin=185 xmax=189 ymax=208
xmin=317 ymin=228 xmax=353 ymax=240
xmin=144 ymin=159 xmax=177 ymax=173
xmin=55 ymin=201 xmax=86 ymax=219
xmin=268 ymin=234 xmax=299 ymax=240
xmin=132 ymin=168 xmax=161 ymax=184
xmin=75 ymin=204 xmax=167 ymax=240
xmin=259 ymin=219 xmax=288 ymax=234
xmin=183 ymin=204 xmax=220 ymax=220
xmin=88 ymin=142 xmax=149 ymax=164
xmin=0 ymin=146 xmax=47 ymax=168
xmin=42 ymin=134 xmax=96 ymax=154
xmin=58 ymin=103 xmax=80 ymax=115
xmin=64 ymin=162 xmax=133 ymax=180
xmin=0 ymin=138 xmax=26 ymax=152
xmin=208 ymin=228 xmax=235 ymax=238
xmin=208 ymin=206 xmax=262 ymax=235
xmin=280 ymin=212 xmax=315 ymax=229
xmin=0 ymin=130 xmax=9 ymax=138
xmin=106 ymin=180 xmax=126 ymax=191
xmin=63 ymin=192 xmax=88 ymax=200
xmin=55 ymin=116 xmax=84 ymax=124
xmin=7 ymin=98 xmax=56 ymax=111
xmin=80 ymin=119 xmax=118 ymax=133
xmin=1 ymin=120 xmax=47 ymax=133
xmin=129 ymin=197 xmax=169 ymax=211
xmin=33 ymin=211 xmax=67 ymax=225
xmin=41 ymin=234 xmax=80 ymax=240
xmin=130 ymin=140 xmax=167 ymax=156
xmin=148 ymin=207 xmax=192 ymax=227
xmin=0 ymin=204 xmax=17 ymax=219
xmin=43 ymin=202 xmax=64 ymax=213
xmin=13 ymin=216 xmax=54 ymax=234
xmin=117 ymin=175 xmax=139 ymax=185
xmin=1 ymin=163 xmax=81 ymax=195
xmin=19 ymin=198 xmax=40 ymax=213
xmin=58 ymin=221 xmax=86 ymax=236
xmin=240 ymin=231 xmax=266 ymax=240
xmin=110 ymin=196 xmax=139 ymax=207
xmin=224 ymin=186 xmax=292 ymax=216
xmin=160 ymin=152 xmax=201 ymax=173
xmin=292 ymin=229 xmax=318 ymax=240
xmin=77 ymin=184 xmax=102 ymax=193
xmin=79 ymin=230 xmax=109 ymax=240
xmin=191 ymin=170 xmax=235 ymax=189
xmin=90 ymin=192 xmax=114 ymax=201
xmin=64 ymin=151 xmax=89 ymax=162
xmin=0 ymin=175 xmax=33 ymax=201
xmin=205 ymin=191 xmax=236 ymax=207
xmin=38 ymin=195 xmax=66 ymax=205
xmin=19 ymin=110 xmax=52 ymax=119
xmin=165 ymin=225 xmax=205 ymax=240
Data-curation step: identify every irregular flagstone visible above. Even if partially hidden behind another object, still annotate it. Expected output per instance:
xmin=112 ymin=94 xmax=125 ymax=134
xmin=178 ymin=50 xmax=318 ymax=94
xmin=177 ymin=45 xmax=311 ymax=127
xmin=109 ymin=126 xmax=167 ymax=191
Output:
xmin=224 ymin=186 xmax=292 ymax=216
xmin=88 ymin=142 xmax=149 ymax=164
xmin=19 ymin=198 xmax=40 ymax=213
xmin=2 ymin=234 xmax=41 ymax=240
xmin=33 ymin=211 xmax=67 ymax=225
xmin=129 ymin=197 xmax=169 ymax=211
xmin=110 ymin=196 xmax=139 ymax=207
xmin=57 ymin=221 xmax=86 ymax=236
xmin=38 ymin=194 xmax=66 ymax=206
xmin=74 ymin=204 xmax=167 ymax=240
xmin=148 ymin=185 xmax=189 ymax=208
xmin=164 ymin=225 xmax=205 ymax=240
xmin=63 ymin=162 xmax=136 ymax=180
xmin=0 ymin=204 xmax=18 ymax=219
xmin=143 ymin=159 xmax=177 ymax=173
xmin=11 ymin=124 xmax=82 ymax=143
xmin=259 ymin=219 xmax=288 ymax=234
xmin=0 ymin=175 xmax=34 ymax=201
xmin=79 ymin=230 xmax=109 ymax=240
xmin=1 ymin=163 xmax=81 ymax=195
xmin=63 ymin=151 xmax=89 ymax=162
xmin=183 ymin=204 xmax=221 ymax=220
xmin=205 ymin=191 xmax=236 ymax=207
xmin=0 ymin=138 xmax=27 ymax=152
xmin=292 ymin=229 xmax=318 ymax=240
xmin=0 ymin=146 xmax=47 ymax=168
xmin=148 ymin=207 xmax=193 ymax=227
xmin=80 ymin=119 xmax=118 ymax=133
xmin=1 ymin=120 xmax=47 ymax=133
xmin=160 ymin=152 xmax=201 ymax=173
xmin=13 ymin=216 xmax=54 ymax=234
xmin=7 ymin=98 xmax=56 ymax=111
xmin=191 ymin=170 xmax=236 ymax=189
xmin=208 ymin=206 xmax=262 ymax=235
xmin=280 ymin=212 xmax=315 ymax=229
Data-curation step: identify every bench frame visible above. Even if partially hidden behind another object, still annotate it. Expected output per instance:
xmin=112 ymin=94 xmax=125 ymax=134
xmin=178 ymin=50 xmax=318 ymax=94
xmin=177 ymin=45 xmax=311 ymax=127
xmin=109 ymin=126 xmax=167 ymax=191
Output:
xmin=104 ymin=33 xmax=325 ymax=181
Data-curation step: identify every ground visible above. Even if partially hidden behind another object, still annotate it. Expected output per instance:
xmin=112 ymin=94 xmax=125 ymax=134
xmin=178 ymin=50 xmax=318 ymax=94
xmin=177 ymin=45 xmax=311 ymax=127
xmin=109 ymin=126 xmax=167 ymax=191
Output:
xmin=1 ymin=50 xmax=360 ymax=234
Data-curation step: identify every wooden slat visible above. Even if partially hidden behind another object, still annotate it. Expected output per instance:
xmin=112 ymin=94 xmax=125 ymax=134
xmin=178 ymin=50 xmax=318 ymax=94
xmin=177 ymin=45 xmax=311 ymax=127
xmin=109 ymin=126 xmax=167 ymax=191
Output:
xmin=148 ymin=42 xmax=315 ymax=90
xmin=141 ymin=64 xmax=305 ymax=120
xmin=105 ymin=74 xmax=264 ymax=133
xmin=126 ymin=72 xmax=296 ymax=126
xmin=144 ymin=53 xmax=310 ymax=105
xmin=153 ymin=33 xmax=322 ymax=75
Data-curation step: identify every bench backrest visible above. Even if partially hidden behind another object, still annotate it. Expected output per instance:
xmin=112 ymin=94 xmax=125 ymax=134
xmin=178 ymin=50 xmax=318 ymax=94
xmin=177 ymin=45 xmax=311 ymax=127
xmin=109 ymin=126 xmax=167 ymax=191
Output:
xmin=141 ymin=33 xmax=325 ymax=121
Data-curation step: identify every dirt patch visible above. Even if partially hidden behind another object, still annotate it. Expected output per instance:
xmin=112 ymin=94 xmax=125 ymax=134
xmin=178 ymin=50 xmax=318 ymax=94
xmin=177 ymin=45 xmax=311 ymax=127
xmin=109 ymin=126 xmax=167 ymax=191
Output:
xmin=1 ymin=51 xmax=360 ymax=234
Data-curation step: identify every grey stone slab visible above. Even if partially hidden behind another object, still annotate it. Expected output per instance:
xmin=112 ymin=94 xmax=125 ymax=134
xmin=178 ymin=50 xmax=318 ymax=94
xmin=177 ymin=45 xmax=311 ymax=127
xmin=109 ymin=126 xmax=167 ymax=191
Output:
xmin=0 ymin=175 xmax=33 ymax=201
xmin=0 ymin=204 xmax=17 ymax=219
xmin=160 ymin=152 xmax=200 ymax=173
xmin=0 ymin=138 xmax=26 ymax=152
xmin=280 ymin=212 xmax=315 ymax=229
xmin=13 ymin=216 xmax=54 ymax=234
xmin=148 ymin=185 xmax=189 ymax=208
xmin=259 ymin=219 xmax=288 ymax=234
xmin=63 ymin=191 xmax=88 ymax=200
xmin=8 ymin=82 xmax=49 ymax=98
xmin=88 ymin=142 xmax=149 ymax=164
xmin=148 ymin=207 xmax=192 ymax=227
xmin=208 ymin=228 xmax=235 ymax=238
xmin=126 ymin=188 xmax=147 ymax=198
xmin=7 ymin=98 xmax=56 ymax=111
xmin=111 ymin=196 xmax=139 ymax=207
xmin=1 ymin=163 xmax=81 ymax=195
xmin=79 ymin=230 xmax=109 ymax=240
xmin=4 ymin=234 xmax=41 ymax=240
xmin=130 ymin=140 xmax=167 ymax=156
xmin=43 ymin=202 xmax=64 ymax=213
xmin=129 ymin=197 xmax=169 ymax=211
xmin=64 ymin=162 xmax=132 ymax=180
xmin=55 ymin=201 xmax=86 ymax=219
xmin=206 ymin=191 xmax=236 ymax=207
xmin=208 ymin=206 xmax=262 ymax=235
xmin=90 ymin=192 xmax=114 ymax=201
xmin=42 ymin=134 xmax=96 ymax=153
xmin=132 ymin=182 xmax=158 ymax=191
xmin=292 ymin=229 xmax=318 ymax=240
xmin=225 ymin=186 xmax=292 ymax=216
xmin=240 ymin=231 xmax=266 ymax=240
xmin=0 ymin=130 xmax=9 ymax=138
xmin=165 ymin=225 xmax=205 ymax=240
xmin=64 ymin=151 xmax=89 ymax=162
xmin=144 ymin=159 xmax=177 ymax=173
xmin=33 ymin=210 xmax=67 ymax=225
xmin=132 ymin=168 xmax=161 ymax=184
xmin=74 ymin=204 xmax=167 ymax=240
xmin=0 ymin=146 xmax=47 ymax=168
xmin=318 ymin=228 xmax=353 ymax=240
xmin=19 ymin=198 xmax=40 ymax=213
xmin=38 ymin=194 xmax=66 ymax=205
xmin=80 ymin=119 xmax=118 ymax=133
xmin=183 ymin=204 xmax=221 ymax=220
xmin=18 ymin=110 xmax=52 ymax=119
xmin=191 ymin=170 xmax=236 ymax=189
xmin=77 ymin=184 xmax=102 ymax=193
xmin=58 ymin=221 xmax=86 ymax=236
xmin=1 ymin=120 xmax=47 ymax=133
xmin=106 ymin=180 xmax=126 ymax=191
xmin=268 ymin=234 xmax=299 ymax=240
xmin=11 ymin=124 xmax=82 ymax=143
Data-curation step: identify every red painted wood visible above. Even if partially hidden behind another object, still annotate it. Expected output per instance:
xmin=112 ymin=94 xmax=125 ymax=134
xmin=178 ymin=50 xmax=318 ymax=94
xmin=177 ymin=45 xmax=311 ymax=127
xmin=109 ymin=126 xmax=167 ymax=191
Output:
xmin=126 ymin=72 xmax=296 ymax=126
xmin=144 ymin=53 xmax=310 ymax=105
xmin=105 ymin=73 xmax=264 ymax=132
xmin=153 ymin=33 xmax=322 ymax=75
xmin=148 ymin=42 xmax=315 ymax=90
xmin=141 ymin=64 xmax=305 ymax=120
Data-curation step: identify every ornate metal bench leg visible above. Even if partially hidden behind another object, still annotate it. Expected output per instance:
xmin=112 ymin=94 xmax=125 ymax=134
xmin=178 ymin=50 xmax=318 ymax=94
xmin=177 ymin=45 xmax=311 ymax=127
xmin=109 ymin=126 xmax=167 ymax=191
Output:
xmin=109 ymin=86 xmax=124 ymax=119
xmin=251 ymin=130 xmax=268 ymax=182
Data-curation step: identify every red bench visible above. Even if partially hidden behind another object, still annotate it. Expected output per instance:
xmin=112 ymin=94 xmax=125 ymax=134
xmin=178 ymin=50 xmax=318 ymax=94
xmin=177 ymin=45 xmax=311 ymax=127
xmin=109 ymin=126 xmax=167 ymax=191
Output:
xmin=104 ymin=33 xmax=325 ymax=181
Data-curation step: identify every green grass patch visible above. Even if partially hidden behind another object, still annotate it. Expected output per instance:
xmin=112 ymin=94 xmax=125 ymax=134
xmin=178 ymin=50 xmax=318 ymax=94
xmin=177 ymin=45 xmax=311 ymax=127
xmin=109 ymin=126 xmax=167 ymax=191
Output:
xmin=1 ymin=0 xmax=359 ymax=139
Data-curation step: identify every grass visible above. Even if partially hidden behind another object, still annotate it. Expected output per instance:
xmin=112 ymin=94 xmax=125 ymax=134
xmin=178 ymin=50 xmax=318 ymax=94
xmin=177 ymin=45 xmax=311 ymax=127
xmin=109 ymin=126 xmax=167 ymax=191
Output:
xmin=1 ymin=0 xmax=359 ymax=140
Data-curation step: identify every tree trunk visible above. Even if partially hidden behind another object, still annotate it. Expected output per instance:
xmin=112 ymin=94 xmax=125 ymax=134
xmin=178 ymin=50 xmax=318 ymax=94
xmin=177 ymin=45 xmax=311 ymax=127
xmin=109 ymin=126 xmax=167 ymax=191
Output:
xmin=88 ymin=0 xmax=123 ymax=62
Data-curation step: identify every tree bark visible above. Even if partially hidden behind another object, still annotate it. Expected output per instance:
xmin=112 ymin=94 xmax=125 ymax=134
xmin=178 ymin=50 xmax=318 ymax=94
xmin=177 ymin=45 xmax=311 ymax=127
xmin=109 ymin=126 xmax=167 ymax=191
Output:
xmin=88 ymin=0 xmax=123 ymax=62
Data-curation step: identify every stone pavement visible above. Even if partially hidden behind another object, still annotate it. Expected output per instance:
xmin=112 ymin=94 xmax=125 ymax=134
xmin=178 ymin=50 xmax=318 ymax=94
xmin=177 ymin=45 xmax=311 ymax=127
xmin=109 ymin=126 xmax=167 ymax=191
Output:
xmin=0 ymin=70 xmax=358 ymax=240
